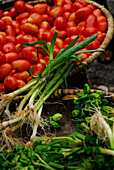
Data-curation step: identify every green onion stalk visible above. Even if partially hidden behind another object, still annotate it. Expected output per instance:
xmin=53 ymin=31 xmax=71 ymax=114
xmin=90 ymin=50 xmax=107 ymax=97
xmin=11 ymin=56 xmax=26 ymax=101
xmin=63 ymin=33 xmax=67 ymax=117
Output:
xmin=0 ymin=32 xmax=104 ymax=146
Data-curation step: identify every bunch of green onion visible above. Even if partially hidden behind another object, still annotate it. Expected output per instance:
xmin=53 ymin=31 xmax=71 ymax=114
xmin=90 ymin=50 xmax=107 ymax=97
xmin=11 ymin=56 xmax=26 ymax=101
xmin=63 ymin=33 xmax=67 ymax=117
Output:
xmin=0 ymin=32 xmax=104 ymax=146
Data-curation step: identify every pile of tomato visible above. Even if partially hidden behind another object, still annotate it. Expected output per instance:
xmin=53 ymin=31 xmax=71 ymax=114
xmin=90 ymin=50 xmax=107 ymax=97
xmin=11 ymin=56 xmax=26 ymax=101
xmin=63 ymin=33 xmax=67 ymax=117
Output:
xmin=0 ymin=0 xmax=108 ymax=92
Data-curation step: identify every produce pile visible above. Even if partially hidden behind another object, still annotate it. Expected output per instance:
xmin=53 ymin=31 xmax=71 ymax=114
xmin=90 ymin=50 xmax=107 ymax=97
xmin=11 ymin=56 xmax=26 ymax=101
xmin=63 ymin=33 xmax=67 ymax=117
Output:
xmin=0 ymin=84 xmax=113 ymax=169
xmin=0 ymin=0 xmax=108 ymax=92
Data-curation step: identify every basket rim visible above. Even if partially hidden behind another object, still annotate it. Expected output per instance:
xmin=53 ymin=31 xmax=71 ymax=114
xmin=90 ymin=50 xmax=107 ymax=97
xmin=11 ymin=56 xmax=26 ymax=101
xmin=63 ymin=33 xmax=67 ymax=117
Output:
xmin=51 ymin=88 xmax=114 ymax=101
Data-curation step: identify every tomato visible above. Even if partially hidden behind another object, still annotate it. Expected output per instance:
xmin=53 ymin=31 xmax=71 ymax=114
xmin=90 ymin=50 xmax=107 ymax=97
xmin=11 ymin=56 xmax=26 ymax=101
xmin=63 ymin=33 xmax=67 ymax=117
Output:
xmin=73 ymin=2 xmax=83 ymax=11
xmin=25 ymin=4 xmax=34 ymax=13
xmin=49 ymin=6 xmax=64 ymax=19
xmin=63 ymin=4 xmax=72 ymax=12
xmin=13 ymin=71 xmax=29 ymax=81
xmin=19 ymin=46 xmax=36 ymax=59
xmin=10 ymin=20 xmax=21 ymax=34
xmin=0 ymin=35 xmax=6 ymax=46
xmin=85 ymin=14 xmax=97 ymax=28
xmin=34 ymin=3 xmax=47 ymax=14
xmin=0 ymin=63 xmax=12 ymax=81
xmin=75 ymin=6 xmax=93 ymax=22
xmin=87 ymin=39 xmax=100 ymax=50
xmin=27 ymin=51 xmax=39 ymax=64
xmin=93 ymin=9 xmax=102 ymax=17
xmin=68 ymin=12 xmax=76 ymax=21
xmin=17 ymin=79 xmax=26 ymax=89
xmin=5 ymin=25 xmax=15 ymax=36
xmin=38 ymin=28 xmax=47 ymax=40
xmin=16 ymin=12 xmax=30 ymax=22
xmin=21 ymin=23 xmax=38 ymax=36
xmin=83 ymin=27 xmax=98 ymax=37
xmin=66 ymin=21 xmax=76 ymax=28
xmin=10 ymin=7 xmax=18 ymax=18
xmin=27 ymin=13 xmax=43 ymax=26
xmin=77 ymin=21 xmax=85 ymax=33
xmin=77 ymin=0 xmax=87 ymax=7
xmin=42 ymin=14 xmax=53 ymax=25
xmin=64 ymin=0 xmax=73 ymax=5
xmin=6 ymin=52 xmax=19 ymax=63
xmin=97 ymin=22 xmax=108 ymax=33
xmin=63 ymin=12 xmax=71 ymax=20
xmin=54 ymin=0 xmax=65 ymax=6
xmin=53 ymin=47 xmax=60 ymax=58
xmin=54 ymin=16 xmax=67 ymax=30
xmin=0 ymin=19 xmax=7 ymax=31
xmin=14 ymin=0 xmax=26 ymax=13
xmin=55 ymin=38 xmax=64 ymax=49
xmin=66 ymin=26 xmax=79 ymax=37
xmin=11 ymin=59 xmax=30 ymax=72
xmin=3 ymin=75 xmax=17 ymax=91
xmin=0 ymin=10 xmax=2 ymax=18
xmin=97 ymin=16 xmax=106 ymax=23
xmin=0 ymin=51 xmax=6 ymax=64
xmin=32 ymin=63 xmax=46 ymax=76
xmin=64 ymin=37 xmax=71 ymax=45
xmin=20 ymin=34 xmax=35 ymax=44
xmin=2 ymin=42 xmax=15 ymax=53
xmin=39 ymin=21 xmax=51 ymax=30
xmin=57 ymin=30 xmax=67 ymax=39
xmin=15 ymin=43 xmax=22 ymax=53
xmin=0 ymin=83 xmax=6 ymax=92
xmin=5 ymin=36 xmax=16 ymax=44
xmin=1 ymin=16 xmax=12 ymax=25
xmin=44 ymin=55 xmax=49 ymax=65
xmin=39 ymin=59 xmax=47 ymax=66
xmin=97 ymin=32 xmax=106 ymax=42
xmin=26 ymin=76 xmax=33 ymax=83
xmin=2 ymin=11 xmax=11 ymax=17
xmin=42 ymin=31 xmax=52 ymax=42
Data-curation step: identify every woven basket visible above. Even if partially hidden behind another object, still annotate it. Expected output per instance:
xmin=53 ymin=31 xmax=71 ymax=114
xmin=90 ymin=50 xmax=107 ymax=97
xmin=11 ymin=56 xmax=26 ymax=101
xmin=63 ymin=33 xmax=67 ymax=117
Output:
xmin=1 ymin=0 xmax=114 ymax=76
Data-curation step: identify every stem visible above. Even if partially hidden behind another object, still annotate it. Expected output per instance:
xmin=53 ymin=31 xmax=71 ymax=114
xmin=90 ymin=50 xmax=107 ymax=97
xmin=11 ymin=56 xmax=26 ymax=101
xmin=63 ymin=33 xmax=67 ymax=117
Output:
xmin=95 ymin=147 xmax=114 ymax=156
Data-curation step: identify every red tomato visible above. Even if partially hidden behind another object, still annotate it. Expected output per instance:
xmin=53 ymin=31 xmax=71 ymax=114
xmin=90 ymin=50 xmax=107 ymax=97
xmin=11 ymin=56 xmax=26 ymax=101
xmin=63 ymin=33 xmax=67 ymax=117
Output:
xmin=21 ymin=23 xmax=38 ymax=36
xmin=55 ymin=38 xmax=64 ymax=49
xmin=10 ymin=20 xmax=21 ymax=34
xmin=0 ymin=63 xmax=12 ymax=81
xmin=1 ymin=16 xmax=12 ymax=25
xmin=44 ymin=55 xmax=49 ymax=65
xmin=85 ymin=14 xmax=97 ymax=28
xmin=14 ymin=0 xmax=26 ymax=13
xmin=13 ymin=71 xmax=29 ymax=81
xmin=10 ymin=7 xmax=18 ymax=18
xmin=73 ymin=2 xmax=83 ymax=11
xmin=97 ymin=16 xmax=106 ymax=23
xmin=32 ymin=63 xmax=46 ymax=76
xmin=0 ymin=10 xmax=2 ymax=18
xmin=53 ymin=47 xmax=60 ymax=58
xmin=2 ymin=42 xmax=15 ymax=53
xmin=38 ymin=28 xmax=47 ymax=40
xmin=42 ymin=31 xmax=52 ymax=42
xmin=93 ymin=9 xmax=102 ymax=17
xmin=26 ymin=76 xmax=33 ymax=83
xmin=0 ymin=35 xmax=6 ymax=46
xmin=17 ymin=79 xmax=26 ymax=89
xmin=19 ymin=46 xmax=36 ymax=59
xmin=5 ymin=36 xmax=16 ymax=45
xmin=25 ymin=4 xmax=34 ymax=13
xmin=49 ymin=6 xmax=64 ymax=19
xmin=57 ymin=30 xmax=67 ymax=39
xmin=87 ymin=39 xmax=100 ymax=50
xmin=11 ymin=59 xmax=30 ymax=72
xmin=77 ymin=21 xmax=85 ymax=33
xmin=27 ymin=51 xmax=39 ymax=64
xmin=0 ymin=51 xmax=6 ymax=64
xmin=3 ymin=75 xmax=17 ymax=91
xmin=54 ymin=16 xmax=67 ymax=30
xmin=54 ymin=0 xmax=65 ymax=6
xmin=64 ymin=37 xmax=71 ymax=45
xmin=0 ymin=83 xmax=6 ymax=92
xmin=39 ymin=59 xmax=47 ymax=66
xmin=6 ymin=52 xmax=19 ymax=63
xmin=39 ymin=21 xmax=51 ymax=30
xmin=97 ymin=32 xmax=106 ymax=42
xmin=64 ymin=0 xmax=73 ymax=5
xmin=66 ymin=26 xmax=79 ymax=37
xmin=75 ymin=6 xmax=93 ymax=22
xmin=34 ymin=4 xmax=47 ymax=14
xmin=16 ymin=12 xmax=30 ymax=22
xmin=68 ymin=12 xmax=76 ymax=21
xmin=5 ymin=25 xmax=15 ymax=36
xmin=66 ymin=21 xmax=76 ymax=28
xmin=15 ymin=44 xmax=22 ymax=53
xmin=83 ymin=27 xmax=98 ymax=37
xmin=63 ymin=4 xmax=72 ymax=12
xmin=27 ymin=13 xmax=43 ymax=26
xmin=63 ymin=12 xmax=71 ymax=20
xmin=97 ymin=22 xmax=108 ymax=33
xmin=0 ymin=19 xmax=7 ymax=31
xmin=2 ymin=11 xmax=11 ymax=17
xmin=77 ymin=0 xmax=87 ymax=7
